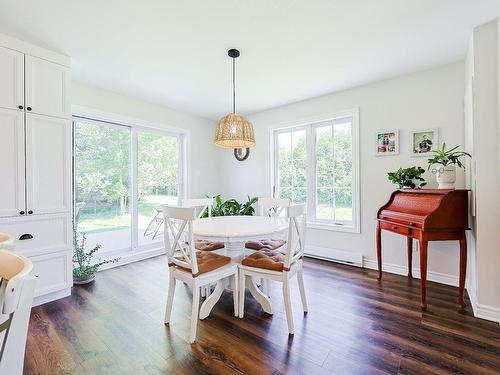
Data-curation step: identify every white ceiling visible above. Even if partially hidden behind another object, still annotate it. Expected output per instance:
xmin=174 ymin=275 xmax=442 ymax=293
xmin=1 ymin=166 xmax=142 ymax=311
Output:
xmin=0 ymin=0 xmax=499 ymax=120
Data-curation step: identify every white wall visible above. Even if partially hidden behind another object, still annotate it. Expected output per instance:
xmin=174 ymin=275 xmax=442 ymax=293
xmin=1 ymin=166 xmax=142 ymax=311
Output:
xmin=71 ymin=81 xmax=219 ymax=199
xmin=220 ymin=62 xmax=466 ymax=284
xmin=465 ymin=19 xmax=500 ymax=322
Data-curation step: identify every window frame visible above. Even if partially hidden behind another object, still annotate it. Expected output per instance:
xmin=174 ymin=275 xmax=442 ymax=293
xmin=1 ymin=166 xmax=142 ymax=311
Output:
xmin=271 ymin=108 xmax=360 ymax=233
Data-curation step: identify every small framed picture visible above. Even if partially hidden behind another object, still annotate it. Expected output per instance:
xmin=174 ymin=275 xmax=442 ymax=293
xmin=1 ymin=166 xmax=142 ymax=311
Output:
xmin=411 ymin=129 xmax=438 ymax=156
xmin=375 ymin=130 xmax=399 ymax=156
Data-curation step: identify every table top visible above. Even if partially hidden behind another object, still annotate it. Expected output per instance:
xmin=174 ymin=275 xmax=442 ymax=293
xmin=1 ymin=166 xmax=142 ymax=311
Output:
xmin=193 ymin=216 xmax=288 ymax=241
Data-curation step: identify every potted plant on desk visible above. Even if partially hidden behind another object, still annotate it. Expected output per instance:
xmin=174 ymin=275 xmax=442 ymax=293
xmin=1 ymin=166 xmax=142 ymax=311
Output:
xmin=427 ymin=143 xmax=471 ymax=189
xmin=387 ymin=166 xmax=427 ymax=189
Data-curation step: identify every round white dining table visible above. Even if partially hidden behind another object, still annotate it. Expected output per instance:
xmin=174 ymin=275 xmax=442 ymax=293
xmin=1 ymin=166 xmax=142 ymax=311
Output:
xmin=192 ymin=216 xmax=288 ymax=318
xmin=193 ymin=215 xmax=288 ymax=252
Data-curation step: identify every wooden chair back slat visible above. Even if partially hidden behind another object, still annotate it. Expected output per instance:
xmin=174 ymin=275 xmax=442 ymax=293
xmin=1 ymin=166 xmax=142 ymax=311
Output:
xmin=283 ymin=204 xmax=306 ymax=270
xmin=257 ymin=197 xmax=290 ymax=217
xmin=163 ymin=206 xmax=199 ymax=275
xmin=182 ymin=198 xmax=213 ymax=218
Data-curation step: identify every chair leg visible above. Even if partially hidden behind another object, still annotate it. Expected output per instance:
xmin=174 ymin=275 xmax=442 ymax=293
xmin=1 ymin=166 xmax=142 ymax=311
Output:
xmin=239 ymin=271 xmax=245 ymax=318
xmin=164 ymin=272 xmax=176 ymax=324
xmin=189 ymin=286 xmax=200 ymax=344
xmin=297 ymin=267 xmax=308 ymax=313
xmin=232 ymin=273 xmax=239 ymax=317
xmin=282 ymin=275 xmax=294 ymax=334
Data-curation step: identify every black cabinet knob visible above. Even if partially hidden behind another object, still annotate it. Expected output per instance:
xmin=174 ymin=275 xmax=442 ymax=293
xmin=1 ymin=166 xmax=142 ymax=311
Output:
xmin=28 ymin=210 xmax=33 ymax=214
xmin=19 ymin=234 xmax=33 ymax=240
xmin=19 ymin=210 xmax=25 ymax=215
xmin=26 ymin=107 xmax=32 ymax=111
xmin=18 ymin=105 xmax=24 ymax=110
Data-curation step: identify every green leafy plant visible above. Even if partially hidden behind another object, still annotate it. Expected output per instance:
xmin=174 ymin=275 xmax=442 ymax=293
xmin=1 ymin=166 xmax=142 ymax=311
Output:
xmin=427 ymin=143 xmax=471 ymax=169
xmin=202 ymin=195 xmax=258 ymax=217
xmin=387 ymin=166 xmax=427 ymax=189
xmin=73 ymin=229 xmax=119 ymax=279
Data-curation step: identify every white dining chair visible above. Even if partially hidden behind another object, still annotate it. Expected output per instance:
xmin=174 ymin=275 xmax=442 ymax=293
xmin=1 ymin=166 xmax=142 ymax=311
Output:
xmin=245 ymin=197 xmax=290 ymax=294
xmin=0 ymin=250 xmax=36 ymax=375
xmin=238 ymin=204 xmax=308 ymax=335
xmin=181 ymin=198 xmax=224 ymax=252
xmin=163 ymin=206 xmax=238 ymax=343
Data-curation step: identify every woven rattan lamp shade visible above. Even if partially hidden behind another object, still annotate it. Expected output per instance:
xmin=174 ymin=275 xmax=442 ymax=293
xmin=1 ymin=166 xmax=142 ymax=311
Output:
xmin=214 ymin=113 xmax=255 ymax=148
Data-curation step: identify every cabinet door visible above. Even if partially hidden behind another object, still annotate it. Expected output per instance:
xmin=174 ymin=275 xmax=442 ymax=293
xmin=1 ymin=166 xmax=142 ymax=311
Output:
xmin=0 ymin=47 xmax=24 ymax=111
xmin=25 ymin=56 xmax=70 ymax=118
xmin=26 ymin=113 xmax=71 ymax=215
xmin=0 ymin=108 xmax=25 ymax=217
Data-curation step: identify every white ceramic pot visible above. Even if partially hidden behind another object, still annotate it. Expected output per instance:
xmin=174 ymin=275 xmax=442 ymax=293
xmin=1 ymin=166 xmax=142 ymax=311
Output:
xmin=435 ymin=165 xmax=456 ymax=189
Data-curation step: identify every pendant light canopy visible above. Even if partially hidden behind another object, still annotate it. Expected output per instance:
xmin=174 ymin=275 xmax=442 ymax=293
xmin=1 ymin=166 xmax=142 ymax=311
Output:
xmin=214 ymin=49 xmax=255 ymax=149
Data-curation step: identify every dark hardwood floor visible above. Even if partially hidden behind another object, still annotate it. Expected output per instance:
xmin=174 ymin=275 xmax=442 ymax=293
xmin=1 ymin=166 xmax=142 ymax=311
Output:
xmin=24 ymin=257 xmax=500 ymax=375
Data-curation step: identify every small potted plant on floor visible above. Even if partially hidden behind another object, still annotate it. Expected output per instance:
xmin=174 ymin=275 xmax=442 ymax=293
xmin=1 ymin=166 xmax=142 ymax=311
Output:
xmin=73 ymin=231 xmax=120 ymax=285
xmin=427 ymin=143 xmax=471 ymax=189
xmin=387 ymin=166 xmax=427 ymax=189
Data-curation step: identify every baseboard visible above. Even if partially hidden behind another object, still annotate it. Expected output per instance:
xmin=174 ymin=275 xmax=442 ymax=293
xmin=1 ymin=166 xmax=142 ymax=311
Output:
xmin=363 ymin=258 xmax=459 ymax=287
xmin=98 ymin=247 xmax=165 ymax=272
xmin=473 ymin=303 xmax=500 ymax=323
xmin=305 ymin=245 xmax=363 ymax=267
xmin=33 ymin=288 xmax=71 ymax=307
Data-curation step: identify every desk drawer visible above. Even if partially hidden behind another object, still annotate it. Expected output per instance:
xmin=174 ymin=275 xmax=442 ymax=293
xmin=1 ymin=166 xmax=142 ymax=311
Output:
xmin=380 ymin=222 xmax=411 ymax=236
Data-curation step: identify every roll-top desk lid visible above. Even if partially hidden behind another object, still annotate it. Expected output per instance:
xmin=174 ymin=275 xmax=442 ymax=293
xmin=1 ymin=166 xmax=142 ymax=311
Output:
xmin=377 ymin=189 xmax=470 ymax=231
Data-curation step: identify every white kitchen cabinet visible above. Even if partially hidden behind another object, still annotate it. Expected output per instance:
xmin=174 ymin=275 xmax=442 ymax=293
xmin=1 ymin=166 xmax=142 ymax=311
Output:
xmin=0 ymin=33 xmax=72 ymax=306
xmin=25 ymin=55 xmax=71 ymax=119
xmin=0 ymin=46 xmax=24 ymax=111
xmin=0 ymin=108 xmax=25 ymax=217
xmin=25 ymin=113 xmax=71 ymax=215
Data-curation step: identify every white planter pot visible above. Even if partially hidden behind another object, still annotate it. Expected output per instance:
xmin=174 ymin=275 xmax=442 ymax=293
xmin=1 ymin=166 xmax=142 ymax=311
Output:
xmin=435 ymin=165 xmax=456 ymax=189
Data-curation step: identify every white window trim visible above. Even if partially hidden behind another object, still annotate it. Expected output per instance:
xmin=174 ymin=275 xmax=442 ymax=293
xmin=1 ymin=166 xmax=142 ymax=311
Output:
xmin=270 ymin=108 xmax=360 ymax=234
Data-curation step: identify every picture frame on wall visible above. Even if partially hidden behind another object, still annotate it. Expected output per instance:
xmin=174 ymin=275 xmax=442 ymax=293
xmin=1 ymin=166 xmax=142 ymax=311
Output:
xmin=375 ymin=130 xmax=399 ymax=156
xmin=411 ymin=128 xmax=439 ymax=156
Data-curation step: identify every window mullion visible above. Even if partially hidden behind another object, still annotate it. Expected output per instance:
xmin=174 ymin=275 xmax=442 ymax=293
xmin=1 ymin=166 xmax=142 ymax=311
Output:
xmin=307 ymin=125 xmax=316 ymax=221
xmin=332 ymin=124 xmax=336 ymax=223
xmin=131 ymin=129 xmax=138 ymax=250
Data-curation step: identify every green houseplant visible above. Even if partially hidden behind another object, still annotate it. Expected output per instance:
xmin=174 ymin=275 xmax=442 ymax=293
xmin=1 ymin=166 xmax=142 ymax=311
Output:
xmin=202 ymin=195 xmax=258 ymax=217
xmin=73 ymin=230 xmax=120 ymax=284
xmin=387 ymin=166 xmax=427 ymax=189
xmin=427 ymin=143 xmax=471 ymax=189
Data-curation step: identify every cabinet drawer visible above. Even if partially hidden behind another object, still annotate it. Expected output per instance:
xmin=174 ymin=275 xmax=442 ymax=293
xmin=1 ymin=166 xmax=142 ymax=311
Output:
xmin=30 ymin=251 xmax=72 ymax=297
xmin=380 ymin=221 xmax=411 ymax=236
xmin=0 ymin=214 xmax=71 ymax=256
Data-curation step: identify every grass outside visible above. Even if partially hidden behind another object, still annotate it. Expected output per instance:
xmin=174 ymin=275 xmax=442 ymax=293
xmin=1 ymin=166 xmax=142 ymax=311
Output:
xmin=77 ymin=195 xmax=177 ymax=234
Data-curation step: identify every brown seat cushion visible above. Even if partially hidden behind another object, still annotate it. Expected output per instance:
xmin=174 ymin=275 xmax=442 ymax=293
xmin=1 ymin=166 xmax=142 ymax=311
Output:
xmin=195 ymin=240 xmax=225 ymax=251
xmin=245 ymin=239 xmax=286 ymax=251
xmin=241 ymin=250 xmax=285 ymax=272
xmin=176 ymin=252 xmax=231 ymax=276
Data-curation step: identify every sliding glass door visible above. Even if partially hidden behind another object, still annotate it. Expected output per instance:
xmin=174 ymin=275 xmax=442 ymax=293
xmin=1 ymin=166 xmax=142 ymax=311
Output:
xmin=137 ymin=130 xmax=180 ymax=248
xmin=73 ymin=117 xmax=184 ymax=254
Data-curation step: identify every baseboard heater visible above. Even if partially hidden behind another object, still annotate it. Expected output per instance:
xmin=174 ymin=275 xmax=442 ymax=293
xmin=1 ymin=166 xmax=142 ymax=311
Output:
xmin=304 ymin=246 xmax=363 ymax=268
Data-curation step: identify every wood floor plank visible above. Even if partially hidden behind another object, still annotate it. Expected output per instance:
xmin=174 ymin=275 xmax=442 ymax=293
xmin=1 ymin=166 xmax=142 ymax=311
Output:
xmin=23 ymin=256 xmax=500 ymax=375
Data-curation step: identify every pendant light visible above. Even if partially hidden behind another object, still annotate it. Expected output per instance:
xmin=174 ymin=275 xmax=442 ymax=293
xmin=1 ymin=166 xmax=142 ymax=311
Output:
xmin=214 ymin=49 xmax=255 ymax=160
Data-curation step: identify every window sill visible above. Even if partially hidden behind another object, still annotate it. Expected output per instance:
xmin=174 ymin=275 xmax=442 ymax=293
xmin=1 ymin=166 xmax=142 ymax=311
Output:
xmin=307 ymin=221 xmax=360 ymax=234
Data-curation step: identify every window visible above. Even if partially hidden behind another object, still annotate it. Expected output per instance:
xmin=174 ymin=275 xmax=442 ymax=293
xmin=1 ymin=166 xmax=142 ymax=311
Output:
xmin=73 ymin=116 xmax=186 ymax=253
xmin=272 ymin=110 xmax=359 ymax=232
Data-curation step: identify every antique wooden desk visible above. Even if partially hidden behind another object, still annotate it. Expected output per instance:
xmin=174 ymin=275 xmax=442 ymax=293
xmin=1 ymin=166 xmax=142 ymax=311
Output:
xmin=376 ymin=189 xmax=469 ymax=310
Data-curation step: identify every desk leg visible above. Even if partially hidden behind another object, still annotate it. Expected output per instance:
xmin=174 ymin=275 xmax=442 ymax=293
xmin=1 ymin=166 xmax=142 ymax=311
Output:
xmin=458 ymin=232 xmax=467 ymax=308
xmin=407 ymin=237 xmax=413 ymax=280
xmin=376 ymin=222 xmax=382 ymax=281
xmin=419 ymin=237 xmax=428 ymax=311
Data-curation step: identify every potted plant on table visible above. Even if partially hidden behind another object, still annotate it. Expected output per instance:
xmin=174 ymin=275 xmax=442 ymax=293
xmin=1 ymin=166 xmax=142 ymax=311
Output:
xmin=73 ymin=230 xmax=120 ymax=285
xmin=387 ymin=166 xmax=427 ymax=189
xmin=427 ymin=143 xmax=471 ymax=189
